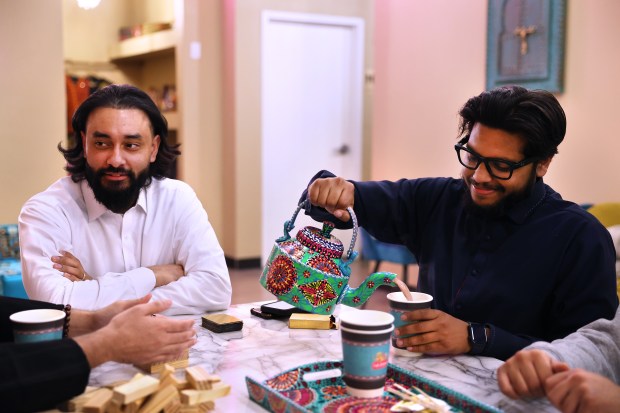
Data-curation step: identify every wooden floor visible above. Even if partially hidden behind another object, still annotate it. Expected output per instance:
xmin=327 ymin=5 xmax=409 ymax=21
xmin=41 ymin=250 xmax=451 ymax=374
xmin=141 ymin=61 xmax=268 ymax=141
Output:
xmin=229 ymin=259 xmax=419 ymax=312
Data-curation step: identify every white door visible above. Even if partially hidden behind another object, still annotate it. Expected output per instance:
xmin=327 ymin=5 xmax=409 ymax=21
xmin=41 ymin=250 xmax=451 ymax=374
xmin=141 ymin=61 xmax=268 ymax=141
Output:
xmin=261 ymin=11 xmax=365 ymax=264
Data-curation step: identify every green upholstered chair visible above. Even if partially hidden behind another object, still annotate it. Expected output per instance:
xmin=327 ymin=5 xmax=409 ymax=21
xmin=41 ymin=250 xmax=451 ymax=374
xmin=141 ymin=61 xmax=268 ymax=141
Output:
xmin=359 ymin=228 xmax=417 ymax=289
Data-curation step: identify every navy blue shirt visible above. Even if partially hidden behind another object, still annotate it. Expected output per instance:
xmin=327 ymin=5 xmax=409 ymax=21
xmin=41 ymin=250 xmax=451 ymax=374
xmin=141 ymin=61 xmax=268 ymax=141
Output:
xmin=303 ymin=171 xmax=618 ymax=360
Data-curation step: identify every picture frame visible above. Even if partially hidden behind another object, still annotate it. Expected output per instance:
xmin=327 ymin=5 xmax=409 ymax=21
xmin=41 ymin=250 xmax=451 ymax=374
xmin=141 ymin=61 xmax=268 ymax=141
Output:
xmin=486 ymin=0 xmax=567 ymax=93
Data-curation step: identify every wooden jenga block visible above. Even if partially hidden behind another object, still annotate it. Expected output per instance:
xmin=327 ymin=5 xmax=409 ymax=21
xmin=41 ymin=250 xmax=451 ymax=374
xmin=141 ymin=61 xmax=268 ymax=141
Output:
xmin=160 ymin=364 xmax=176 ymax=380
xmin=136 ymin=384 xmax=179 ymax=413
xmin=63 ymin=386 xmax=99 ymax=412
xmin=185 ymin=366 xmax=220 ymax=390
xmin=140 ymin=350 xmax=190 ymax=374
xmin=160 ymin=373 xmax=189 ymax=391
xmin=106 ymin=400 xmax=124 ymax=413
xmin=176 ymin=407 xmax=199 ymax=413
xmin=163 ymin=399 xmax=182 ymax=413
xmin=198 ymin=401 xmax=215 ymax=412
xmin=180 ymin=383 xmax=231 ymax=405
xmin=123 ymin=398 xmax=144 ymax=413
xmin=82 ymin=387 xmax=113 ymax=413
xmin=112 ymin=375 xmax=160 ymax=405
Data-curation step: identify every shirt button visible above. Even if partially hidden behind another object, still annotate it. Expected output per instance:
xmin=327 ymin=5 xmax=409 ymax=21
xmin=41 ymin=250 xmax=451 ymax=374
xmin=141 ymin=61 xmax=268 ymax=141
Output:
xmin=456 ymin=304 xmax=462 ymax=310
xmin=485 ymin=235 xmax=491 ymax=241
xmin=472 ymin=269 xmax=478 ymax=276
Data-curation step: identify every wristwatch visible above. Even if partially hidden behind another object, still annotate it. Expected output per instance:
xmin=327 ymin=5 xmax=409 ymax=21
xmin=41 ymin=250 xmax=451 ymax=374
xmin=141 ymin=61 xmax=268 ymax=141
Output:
xmin=467 ymin=322 xmax=488 ymax=355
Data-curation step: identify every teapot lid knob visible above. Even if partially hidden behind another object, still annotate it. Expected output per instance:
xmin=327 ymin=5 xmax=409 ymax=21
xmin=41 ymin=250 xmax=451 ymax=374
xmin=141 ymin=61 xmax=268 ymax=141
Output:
xmin=320 ymin=221 xmax=335 ymax=238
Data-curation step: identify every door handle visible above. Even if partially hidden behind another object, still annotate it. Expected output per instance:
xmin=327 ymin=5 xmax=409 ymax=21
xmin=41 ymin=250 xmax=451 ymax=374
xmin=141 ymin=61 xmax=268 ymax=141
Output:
xmin=336 ymin=144 xmax=350 ymax=155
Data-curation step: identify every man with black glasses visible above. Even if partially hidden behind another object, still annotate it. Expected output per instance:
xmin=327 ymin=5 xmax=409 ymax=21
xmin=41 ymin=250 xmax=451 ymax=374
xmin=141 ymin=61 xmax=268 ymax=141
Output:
xmin=301 ymin=86 xmax=618 ymax=360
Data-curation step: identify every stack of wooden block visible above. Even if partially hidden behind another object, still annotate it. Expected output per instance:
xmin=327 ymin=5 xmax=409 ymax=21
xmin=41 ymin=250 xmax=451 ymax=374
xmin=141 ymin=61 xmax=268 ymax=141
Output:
xmin=64 ymin=365 xmax=230 ymax=413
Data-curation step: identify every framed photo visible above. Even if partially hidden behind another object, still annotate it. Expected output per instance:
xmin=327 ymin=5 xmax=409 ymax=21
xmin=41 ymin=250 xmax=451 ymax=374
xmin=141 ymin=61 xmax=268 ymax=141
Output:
xmin=486 ymin=0 xmax=567 ymax=93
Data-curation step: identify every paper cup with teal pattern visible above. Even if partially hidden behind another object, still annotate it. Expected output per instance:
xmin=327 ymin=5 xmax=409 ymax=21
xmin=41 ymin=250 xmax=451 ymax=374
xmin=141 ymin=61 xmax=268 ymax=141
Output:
xmin=10 ymin=309 xmax=65 ymax=343
xmin=340 ymin=310 xmax=394 ymax=398
xmin=387 ymin=291 xmax=433 ymax=357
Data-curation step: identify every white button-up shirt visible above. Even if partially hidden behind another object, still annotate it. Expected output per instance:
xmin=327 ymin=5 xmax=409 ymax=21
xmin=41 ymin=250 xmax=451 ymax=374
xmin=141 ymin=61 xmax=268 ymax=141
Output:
xmin=18 ymin=177 xmax=231 ymax=315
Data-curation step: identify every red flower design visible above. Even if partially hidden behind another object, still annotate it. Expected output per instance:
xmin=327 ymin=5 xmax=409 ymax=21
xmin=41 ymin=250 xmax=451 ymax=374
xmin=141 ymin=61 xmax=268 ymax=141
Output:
xmin=298 ymin=280 xmax=338 ymax=307
xmin=307 ymin=254 xmax=341 ymax=276
xmin=266 ymin=255 xmax=297 ymax=296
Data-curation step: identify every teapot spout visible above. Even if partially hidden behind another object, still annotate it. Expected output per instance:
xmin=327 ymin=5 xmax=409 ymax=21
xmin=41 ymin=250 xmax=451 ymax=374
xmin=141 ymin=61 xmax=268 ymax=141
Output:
xmin=340 ymin=272 xmax=398 ymax=307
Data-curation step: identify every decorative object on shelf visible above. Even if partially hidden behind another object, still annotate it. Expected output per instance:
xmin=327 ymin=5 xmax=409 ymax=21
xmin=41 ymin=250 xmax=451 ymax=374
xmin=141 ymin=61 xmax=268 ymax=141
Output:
xmin=259 ymin=200 xmax=403 ymax=315
xmin=486 ymin=0 xmax=566 ymax=93
xmin=119 ymin=22 xmax=173 ymax=41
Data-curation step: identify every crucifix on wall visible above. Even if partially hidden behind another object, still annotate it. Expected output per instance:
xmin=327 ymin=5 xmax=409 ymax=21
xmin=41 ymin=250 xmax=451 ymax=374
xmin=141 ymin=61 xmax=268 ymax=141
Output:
xmin=513 ymin=25 xmax=537 ymax=55
xmin=486 ymin=0 xmax=566 ymax=93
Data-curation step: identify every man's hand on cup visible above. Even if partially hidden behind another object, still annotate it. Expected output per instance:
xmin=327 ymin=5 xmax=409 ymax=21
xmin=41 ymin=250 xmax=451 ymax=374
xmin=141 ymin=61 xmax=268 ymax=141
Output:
xmin=308 ymin=177 xmax=355 ymax=222
xmin=394 ymin=309 xmax=470 ymax=355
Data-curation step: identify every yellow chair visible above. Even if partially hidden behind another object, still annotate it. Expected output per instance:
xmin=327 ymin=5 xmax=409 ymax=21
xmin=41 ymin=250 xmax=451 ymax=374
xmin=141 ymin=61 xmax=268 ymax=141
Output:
xmin=588 ymin=203 xmax=620 ymax=298
xmin=587 ymin=202 xmax=620 ymax=228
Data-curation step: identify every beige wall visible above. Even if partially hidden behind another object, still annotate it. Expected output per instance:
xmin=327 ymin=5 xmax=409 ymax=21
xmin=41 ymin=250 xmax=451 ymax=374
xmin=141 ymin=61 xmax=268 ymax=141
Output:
xmin=373 ymin=0 xmax=620 ymax=205
xmin=0 ymin=0 xmax=66 ymax=224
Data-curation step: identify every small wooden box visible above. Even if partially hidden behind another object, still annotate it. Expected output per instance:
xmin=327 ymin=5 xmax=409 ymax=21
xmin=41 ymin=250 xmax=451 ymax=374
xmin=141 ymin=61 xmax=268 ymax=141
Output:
xmin=288 ymin=313 xmax=336 ymax=330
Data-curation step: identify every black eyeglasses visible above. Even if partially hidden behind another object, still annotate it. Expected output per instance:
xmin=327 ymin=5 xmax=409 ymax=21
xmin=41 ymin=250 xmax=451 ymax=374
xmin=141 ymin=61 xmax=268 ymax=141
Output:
xmin=454 ymin=142 xmax=538 ymax=180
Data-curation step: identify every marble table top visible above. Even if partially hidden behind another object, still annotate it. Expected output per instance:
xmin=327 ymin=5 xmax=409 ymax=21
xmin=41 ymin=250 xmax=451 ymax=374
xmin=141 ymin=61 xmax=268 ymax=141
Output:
xmin=89 ymin=302 xmax=558 ymax=412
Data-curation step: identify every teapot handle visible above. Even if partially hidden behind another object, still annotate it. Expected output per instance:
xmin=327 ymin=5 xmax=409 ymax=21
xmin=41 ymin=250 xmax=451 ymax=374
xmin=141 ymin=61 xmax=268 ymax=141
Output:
xmin=278 ymin=200 xmax=358 ymax=260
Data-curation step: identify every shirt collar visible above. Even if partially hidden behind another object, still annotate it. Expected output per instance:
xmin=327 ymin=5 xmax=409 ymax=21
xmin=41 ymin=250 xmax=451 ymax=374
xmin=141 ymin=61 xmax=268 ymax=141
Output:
xmin=81 ymin=180 xmax=148 ymax=221
xmin=505 ymin=178 xmax=547 ymax=224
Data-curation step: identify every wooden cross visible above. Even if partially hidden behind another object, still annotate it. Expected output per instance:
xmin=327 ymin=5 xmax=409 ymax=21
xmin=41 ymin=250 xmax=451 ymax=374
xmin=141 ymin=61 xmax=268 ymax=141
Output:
xmin=513 ymin=25 xmax=537 ymax=55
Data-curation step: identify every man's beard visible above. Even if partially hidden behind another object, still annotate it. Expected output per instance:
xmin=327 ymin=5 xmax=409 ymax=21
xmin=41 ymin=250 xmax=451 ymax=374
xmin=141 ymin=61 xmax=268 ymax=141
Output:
xmin=462 ymin=169 xmax=537 ymax=218
xmin=85 ymin=164 xmax=150 ymax=214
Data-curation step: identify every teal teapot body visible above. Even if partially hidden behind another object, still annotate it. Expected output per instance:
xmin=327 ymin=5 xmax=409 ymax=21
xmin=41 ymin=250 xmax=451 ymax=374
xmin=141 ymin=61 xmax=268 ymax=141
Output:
xmin=259 ymin=202 xmax=399 ymax=315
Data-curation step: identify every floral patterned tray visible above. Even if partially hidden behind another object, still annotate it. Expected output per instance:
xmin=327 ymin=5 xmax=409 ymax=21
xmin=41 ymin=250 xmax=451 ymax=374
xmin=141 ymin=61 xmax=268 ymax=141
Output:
xmin=245 ymin=360 xmax=503 ymax=413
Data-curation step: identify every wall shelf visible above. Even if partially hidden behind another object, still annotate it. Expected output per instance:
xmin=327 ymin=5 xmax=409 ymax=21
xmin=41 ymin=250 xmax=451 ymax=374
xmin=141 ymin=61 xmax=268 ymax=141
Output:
xmin=109 ymin=29 xmax=176 ymax=62
xmin=164 ymin=111 xmax=179 ymax=131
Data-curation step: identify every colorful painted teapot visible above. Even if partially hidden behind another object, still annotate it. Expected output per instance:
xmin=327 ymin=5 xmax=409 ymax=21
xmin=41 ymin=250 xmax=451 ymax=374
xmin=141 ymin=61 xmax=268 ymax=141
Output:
xmin=260 ymin=201 xmax=402 ymax=315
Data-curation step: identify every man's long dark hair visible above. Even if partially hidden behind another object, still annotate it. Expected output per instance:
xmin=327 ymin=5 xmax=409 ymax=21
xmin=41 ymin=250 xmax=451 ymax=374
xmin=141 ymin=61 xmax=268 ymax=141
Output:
xmin=59 ymin=84 xmax=181 ymax=183
xmin=458 ymin=85 xmax=566 ymax=160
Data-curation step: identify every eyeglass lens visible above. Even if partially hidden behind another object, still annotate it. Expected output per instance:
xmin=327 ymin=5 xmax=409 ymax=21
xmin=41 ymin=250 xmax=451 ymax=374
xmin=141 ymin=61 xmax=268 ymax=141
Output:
xmin=457 ymin=147 xmax=515 ymax=179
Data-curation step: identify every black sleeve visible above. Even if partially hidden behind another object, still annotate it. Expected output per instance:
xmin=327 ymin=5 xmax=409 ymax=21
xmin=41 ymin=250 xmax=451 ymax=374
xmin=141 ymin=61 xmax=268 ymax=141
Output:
xmin=0 ymin=339 xmax=90 ymax=413
xmin=0 ymin=296 xmax=65 ymax=343
xmin=299 ymin=170 xmax=354 ymax=229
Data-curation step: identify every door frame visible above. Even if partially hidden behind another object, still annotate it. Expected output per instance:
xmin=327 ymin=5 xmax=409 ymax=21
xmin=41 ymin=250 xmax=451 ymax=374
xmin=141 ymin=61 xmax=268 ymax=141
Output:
xmin=260 ymin=10 xmax=366 ymax=264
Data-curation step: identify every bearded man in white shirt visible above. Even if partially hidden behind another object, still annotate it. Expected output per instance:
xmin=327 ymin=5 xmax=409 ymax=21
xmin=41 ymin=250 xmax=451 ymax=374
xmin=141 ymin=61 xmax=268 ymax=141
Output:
xmin=18 ymin=84 xmax=231 ymax=315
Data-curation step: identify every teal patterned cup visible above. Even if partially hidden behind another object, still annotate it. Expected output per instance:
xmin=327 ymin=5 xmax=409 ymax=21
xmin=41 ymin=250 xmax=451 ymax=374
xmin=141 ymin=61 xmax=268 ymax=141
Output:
xmin=387 ymin=291 xmax=433 ymax=356
xmin=10 ymin=309 xmax=65 ymax=343
xmin=340 ymin=310 xmax=394 ymax=398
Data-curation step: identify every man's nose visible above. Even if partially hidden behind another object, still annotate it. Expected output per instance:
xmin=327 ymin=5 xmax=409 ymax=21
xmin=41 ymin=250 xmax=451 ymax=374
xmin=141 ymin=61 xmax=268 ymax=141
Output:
xmin=472 ymin=161 xmax=493 ymax=182
xmin=107 ymin=146 xmax=125 ymax=167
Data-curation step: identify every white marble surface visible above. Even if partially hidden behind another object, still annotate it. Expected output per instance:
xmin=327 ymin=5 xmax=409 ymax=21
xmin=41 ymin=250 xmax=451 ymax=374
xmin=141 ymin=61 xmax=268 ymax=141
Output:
xmin=89 ymin=302 xmax=558 ymax=412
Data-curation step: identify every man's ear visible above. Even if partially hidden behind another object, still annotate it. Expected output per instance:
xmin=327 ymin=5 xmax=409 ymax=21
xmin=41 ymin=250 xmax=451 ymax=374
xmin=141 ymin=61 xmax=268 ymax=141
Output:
xmin=150 ymin=135 xmax=160 ymax=163
xmin=536 ymin=157 xmax=553 ymax=178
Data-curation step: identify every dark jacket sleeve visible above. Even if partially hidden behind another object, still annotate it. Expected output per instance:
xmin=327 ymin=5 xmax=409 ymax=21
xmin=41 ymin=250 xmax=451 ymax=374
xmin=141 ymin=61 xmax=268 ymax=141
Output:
xmin=0 ymin=338 xmax=90 ymax=413
xmin=1 ymin=296 xmax=65 ymax=343
xmin=299 ymin=170 xmax=354 ymax=229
